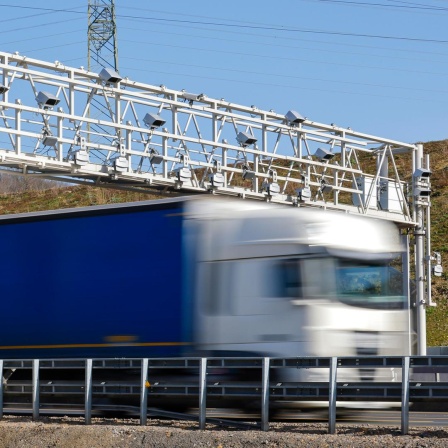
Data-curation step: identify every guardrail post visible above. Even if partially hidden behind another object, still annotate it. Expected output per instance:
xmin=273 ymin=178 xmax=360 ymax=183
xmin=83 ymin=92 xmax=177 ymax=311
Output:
xmin=0 ymin=359 xmax=3 ymax=418
xmin=401 ymin=356 xmax=410 ymax=435
xmin=261 ymin=357 xmax=270 ymax=432
xmin=32 ymin=359 xmax=40 ymax=420
xmin=199 ymin=358 xmax=207 ymax=430
xmin=140 ymin=358 xmax=149 ymax=426
xmin=85 ymin=359 xmax=93 ymax=425
xmin=0 ymin=360 xmax=3 ymax=419
xmin=328 ymin=357 xmax=337 ymax=434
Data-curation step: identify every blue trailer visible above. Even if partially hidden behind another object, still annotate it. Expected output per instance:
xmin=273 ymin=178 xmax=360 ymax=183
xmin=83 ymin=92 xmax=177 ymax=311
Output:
xmin=0 ymin=198 xmax=191 ymax=359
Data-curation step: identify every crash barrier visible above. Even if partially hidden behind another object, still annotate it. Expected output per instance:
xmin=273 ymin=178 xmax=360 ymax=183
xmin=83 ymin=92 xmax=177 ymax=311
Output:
xmin=1 ymin=356 xmax=447 ymax=435
xmin=428 ymin=346 xmax=448 ymax=355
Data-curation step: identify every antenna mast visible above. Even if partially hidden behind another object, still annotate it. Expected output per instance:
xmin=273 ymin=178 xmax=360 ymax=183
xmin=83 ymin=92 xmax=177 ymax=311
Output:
xmin=87 ymin=0 xmax=119 ymax=73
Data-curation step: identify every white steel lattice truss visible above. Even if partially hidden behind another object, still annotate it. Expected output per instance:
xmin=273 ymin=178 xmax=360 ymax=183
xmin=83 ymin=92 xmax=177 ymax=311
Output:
xmin=0 ymin=51 xmax=430 ymax=227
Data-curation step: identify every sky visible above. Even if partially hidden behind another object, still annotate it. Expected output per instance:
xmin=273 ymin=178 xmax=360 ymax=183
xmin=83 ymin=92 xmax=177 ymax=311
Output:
xmin=0 ymin=0 xmax=446 ymax=145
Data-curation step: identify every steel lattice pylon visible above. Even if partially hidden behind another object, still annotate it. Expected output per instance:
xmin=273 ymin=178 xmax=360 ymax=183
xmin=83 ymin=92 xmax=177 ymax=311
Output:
xmin=87 ymin=0 xmax=118 ymax=73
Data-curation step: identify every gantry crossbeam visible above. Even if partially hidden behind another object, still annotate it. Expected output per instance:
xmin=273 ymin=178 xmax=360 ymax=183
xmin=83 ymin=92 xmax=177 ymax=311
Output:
xmin=0 ymin=51 xmax=429 ymax=226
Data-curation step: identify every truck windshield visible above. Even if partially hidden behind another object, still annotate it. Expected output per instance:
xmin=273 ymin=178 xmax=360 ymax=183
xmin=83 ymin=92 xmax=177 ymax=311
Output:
xmin=335 ymin=259 xmax=407 ymax=310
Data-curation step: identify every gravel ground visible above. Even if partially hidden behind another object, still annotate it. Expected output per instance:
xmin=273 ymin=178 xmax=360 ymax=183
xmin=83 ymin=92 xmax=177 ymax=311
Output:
xmin=0 ymin=416 xmax=446 ymax=447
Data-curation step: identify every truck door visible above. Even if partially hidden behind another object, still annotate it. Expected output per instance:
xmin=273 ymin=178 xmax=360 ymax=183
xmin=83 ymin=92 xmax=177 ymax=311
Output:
xmin=195 ymin=258 xmax=308 ymax=357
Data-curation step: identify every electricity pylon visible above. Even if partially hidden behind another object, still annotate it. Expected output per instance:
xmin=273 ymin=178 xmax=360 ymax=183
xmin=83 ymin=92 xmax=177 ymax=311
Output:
xmin=87 ymin=0 xmax=119 ymax=73
xmin=87 ymin=0 xmax=119 ymax=143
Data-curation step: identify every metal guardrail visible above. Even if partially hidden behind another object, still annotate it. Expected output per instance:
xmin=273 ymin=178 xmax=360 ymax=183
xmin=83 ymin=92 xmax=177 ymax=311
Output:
xmin=1 ymin=356 xmax=448 ymax=435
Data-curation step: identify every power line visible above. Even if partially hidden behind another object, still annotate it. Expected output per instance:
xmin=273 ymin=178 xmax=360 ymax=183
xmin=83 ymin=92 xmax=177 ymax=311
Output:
xmin=0 ymin=4 xmax=85 ymax=14
xmin=0 ymin=30 xmax=82 ymax=47
xmin=387 ymin=0 xmax=448 ymax=9
xmin=301 ymin=0 xmax=448 ymax=11
xmin=121 ymin=54 xmax=448 ymax=94
xmin=0 ymin=3 xmax=446 ymax=44
xmin=19 ymin=42 xmax=81 ymax=56
xmin=8 ymin=20 xmax=446 ymax=68
xmin=121 ymin=64 xmax=447 ymax=104
xmin=116 ymin=15 xmax=448 ymax=43
xmin=120 ymin=40 xmax=448 ymax=77
xmin=1 ymin=3 xmax=446 ymax=101
xmin=17 ymin=34 xmax=447 ymax=94
xmin=0 ymin=17 xmax=84 ymax=36
xmin=118 ymin=25 xmax=448 ymax=64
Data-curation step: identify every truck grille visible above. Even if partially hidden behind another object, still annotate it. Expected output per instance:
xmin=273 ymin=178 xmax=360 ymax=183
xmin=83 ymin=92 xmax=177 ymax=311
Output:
xmin=354 ymin=331 xmax=378 ymax=381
